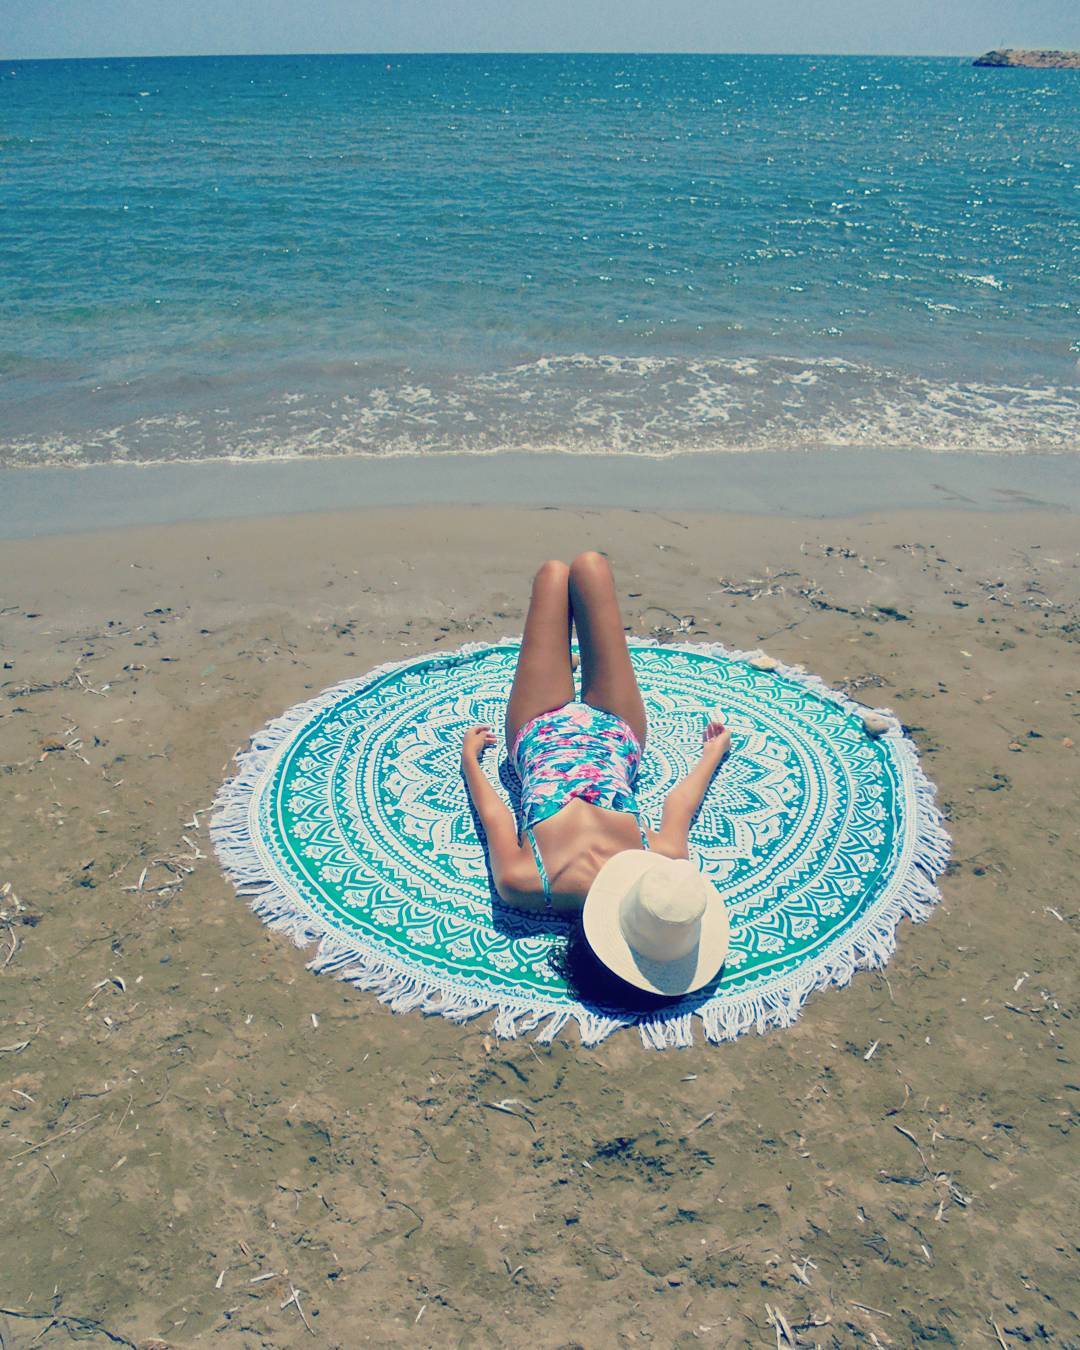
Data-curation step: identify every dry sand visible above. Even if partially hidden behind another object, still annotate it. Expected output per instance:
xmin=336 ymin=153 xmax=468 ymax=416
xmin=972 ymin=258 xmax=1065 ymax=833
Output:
xmin=1 ymin=504 xmax=1077 ymax=1348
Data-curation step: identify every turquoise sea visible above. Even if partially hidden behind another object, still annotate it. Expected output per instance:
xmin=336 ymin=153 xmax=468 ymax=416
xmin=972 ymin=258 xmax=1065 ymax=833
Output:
xmin=1 ymin=53 xmax=1078 ymax=465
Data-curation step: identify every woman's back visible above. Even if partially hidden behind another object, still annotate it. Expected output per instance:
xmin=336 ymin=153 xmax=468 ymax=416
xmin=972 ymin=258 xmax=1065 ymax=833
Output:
xmin=517 ymin=797 xmax=653 ymax=909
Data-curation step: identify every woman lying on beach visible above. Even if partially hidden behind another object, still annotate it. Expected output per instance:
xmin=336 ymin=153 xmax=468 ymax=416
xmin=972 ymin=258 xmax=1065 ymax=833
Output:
xmin=460 ymin=551 xmax=732 ymax=916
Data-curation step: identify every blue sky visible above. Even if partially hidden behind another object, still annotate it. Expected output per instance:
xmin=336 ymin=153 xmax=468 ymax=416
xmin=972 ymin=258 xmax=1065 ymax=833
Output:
xmin=5 ymin=0 xmax=1079 ymax=60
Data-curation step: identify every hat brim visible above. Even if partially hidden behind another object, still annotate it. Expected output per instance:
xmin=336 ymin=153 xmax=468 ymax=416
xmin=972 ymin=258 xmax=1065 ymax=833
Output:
xmin=582 ymin=851 xmax=730 ymax=997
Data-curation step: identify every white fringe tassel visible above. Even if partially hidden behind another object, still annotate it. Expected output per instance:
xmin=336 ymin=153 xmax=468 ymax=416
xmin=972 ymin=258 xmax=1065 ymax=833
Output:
xmin=211 ymin=638 xmax=950 ymax=1049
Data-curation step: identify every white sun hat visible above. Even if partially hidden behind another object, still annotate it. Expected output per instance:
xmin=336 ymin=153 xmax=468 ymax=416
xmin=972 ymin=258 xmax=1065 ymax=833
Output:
xmin=582 ymin=851 xmax=730 ymax=996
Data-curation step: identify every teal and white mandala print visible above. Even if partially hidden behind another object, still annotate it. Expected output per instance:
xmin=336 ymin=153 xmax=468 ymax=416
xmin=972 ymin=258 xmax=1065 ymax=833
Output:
xmin=211 ymin=640 xmax=949 ymax=1048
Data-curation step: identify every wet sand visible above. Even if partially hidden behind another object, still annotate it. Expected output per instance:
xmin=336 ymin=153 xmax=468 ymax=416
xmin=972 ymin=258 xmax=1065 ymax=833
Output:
xmin=4 ymin=448 xmax=1080 ymax=540
xmin=1 ymin=504 xmax=1078 ymax=1347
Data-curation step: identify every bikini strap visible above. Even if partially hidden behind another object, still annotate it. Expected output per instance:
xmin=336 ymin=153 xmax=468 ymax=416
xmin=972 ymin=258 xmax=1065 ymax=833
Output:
xmin=639 ymin=817 xmax=651 ymax=851
xmin=524 ymin=827 xmax=553 ymax=908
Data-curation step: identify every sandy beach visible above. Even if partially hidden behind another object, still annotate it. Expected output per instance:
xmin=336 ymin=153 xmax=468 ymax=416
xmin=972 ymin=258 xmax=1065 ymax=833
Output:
xmin=1 ymin=500 xmax=1077 ymax=1347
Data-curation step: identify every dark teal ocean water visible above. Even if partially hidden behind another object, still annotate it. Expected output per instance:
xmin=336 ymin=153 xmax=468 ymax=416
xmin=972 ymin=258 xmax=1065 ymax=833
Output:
xmin=1 ymin=54 xmax=1077 ymax=464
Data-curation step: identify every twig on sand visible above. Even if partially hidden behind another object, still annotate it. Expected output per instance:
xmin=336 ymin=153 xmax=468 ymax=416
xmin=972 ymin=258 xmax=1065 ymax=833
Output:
xmin=790 ymin=1255 xmax=815 ymax=1286
xmin=764 ymin=1302 xmax=795 ymax=1346
xmin=112 ymin=1093 xmax=134 ymax=1136
xmin=850 ymin=1300 xmax=893 ymax=1318
xmin=893 ymin=1123 xmax=932 ymax=1174
xmin=482 ymin=1099 xmax=536 ymax=1131
xmin=280 ymin=1285 xmax=314 ymax=1335
xmin=757 ymin=618 xmax=805 ymax=643
xmin=387 ymin=1199 xmax=424 ymax=1239
xmin=0 ymin=1307 xmax=136 ymax=1348
xmin=410 ymin=1127 xmax=451 ymax=1165
xmin=10 ymin=1113 xmax=102 ymax=1159
xmin=989 ymin=1319 xmax=1009 ymax=1349
xmin=887 ymin=1081 xmax=911 ymax=1117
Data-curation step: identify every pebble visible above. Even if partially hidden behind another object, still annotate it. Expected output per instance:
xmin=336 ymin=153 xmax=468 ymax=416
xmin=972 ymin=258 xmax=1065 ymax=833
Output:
xmin=861 ymin=713 xmax=893 ymax=738
xmin=749 ymin=654 xmax=779 ymax=671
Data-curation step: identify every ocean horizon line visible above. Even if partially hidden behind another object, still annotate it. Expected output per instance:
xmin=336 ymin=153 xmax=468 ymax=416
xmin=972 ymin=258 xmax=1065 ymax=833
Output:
xmin=3 ymin=50 xmax=1012 ymax=64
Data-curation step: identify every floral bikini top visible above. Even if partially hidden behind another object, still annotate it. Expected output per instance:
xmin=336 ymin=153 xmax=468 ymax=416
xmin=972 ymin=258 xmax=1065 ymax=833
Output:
xmin=510 ymin=701 xmax=649 ymax=904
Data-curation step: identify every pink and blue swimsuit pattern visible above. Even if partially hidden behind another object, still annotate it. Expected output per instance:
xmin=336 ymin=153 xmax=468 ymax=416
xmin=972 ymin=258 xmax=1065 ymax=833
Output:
xmin=510 ymin=701 xmax=649 ymax=903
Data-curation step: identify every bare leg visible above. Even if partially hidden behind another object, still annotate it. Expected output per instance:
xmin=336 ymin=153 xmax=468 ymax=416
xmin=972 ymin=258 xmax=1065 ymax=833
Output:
xmin=569 ymin=551 xmax=647 ymax=747
xmin=505 ymin=560 xmax=575 ymax=748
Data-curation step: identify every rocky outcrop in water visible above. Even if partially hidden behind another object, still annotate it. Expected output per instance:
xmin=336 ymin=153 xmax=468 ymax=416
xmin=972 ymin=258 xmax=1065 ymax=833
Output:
xmin=973 ymin=49 xmax=1080 ymax=69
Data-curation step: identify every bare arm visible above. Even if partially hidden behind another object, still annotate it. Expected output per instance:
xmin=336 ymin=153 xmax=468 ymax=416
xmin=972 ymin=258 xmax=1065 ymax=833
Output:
xmin=653 ymin=721 xmax=732 ymax=857
xmin=460 ymin=725 xmax=541 ymax=904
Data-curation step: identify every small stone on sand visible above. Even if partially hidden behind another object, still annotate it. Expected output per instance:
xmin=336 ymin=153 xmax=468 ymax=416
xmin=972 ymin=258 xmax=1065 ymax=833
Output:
xmin=750 ymin=654 xmax=779 ymax=671
xmin=861 ymin=712 xmax=893 ymax=738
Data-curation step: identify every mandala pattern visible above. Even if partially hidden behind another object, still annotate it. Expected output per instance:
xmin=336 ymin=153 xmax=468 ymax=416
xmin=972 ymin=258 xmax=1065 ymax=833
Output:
xmin=213 ymin=641 xmax=949 ymax=1046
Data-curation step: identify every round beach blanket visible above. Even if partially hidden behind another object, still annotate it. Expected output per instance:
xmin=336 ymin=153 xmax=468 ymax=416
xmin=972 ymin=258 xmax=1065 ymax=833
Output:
xmin=212 ymin=641 xmax=948 ymax=1047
